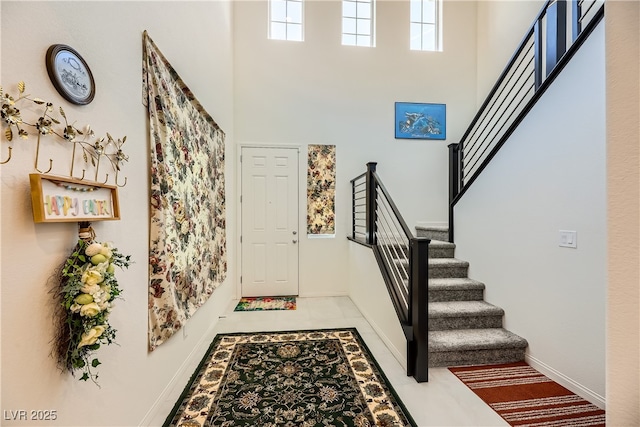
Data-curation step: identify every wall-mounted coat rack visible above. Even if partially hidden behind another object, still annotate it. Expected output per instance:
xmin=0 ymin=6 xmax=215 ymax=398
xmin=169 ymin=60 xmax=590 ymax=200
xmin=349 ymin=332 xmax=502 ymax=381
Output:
xmin=1 ymin=81 xmax=128 ymax=187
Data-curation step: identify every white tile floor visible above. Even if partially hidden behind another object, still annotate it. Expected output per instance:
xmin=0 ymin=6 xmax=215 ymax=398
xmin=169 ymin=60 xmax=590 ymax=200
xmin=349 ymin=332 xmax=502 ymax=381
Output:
xmin=149 ymin=296 xmax=508 ymax=427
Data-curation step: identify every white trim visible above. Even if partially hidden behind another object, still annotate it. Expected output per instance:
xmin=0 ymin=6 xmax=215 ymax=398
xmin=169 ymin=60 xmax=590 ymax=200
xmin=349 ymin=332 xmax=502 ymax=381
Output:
xmin=349 ymin=297 xmax=407 ymax=370
xmin=526 ymin=354 xmax=606 ymax=409
xmin=299 ymin=291 xmax=349 ymax=298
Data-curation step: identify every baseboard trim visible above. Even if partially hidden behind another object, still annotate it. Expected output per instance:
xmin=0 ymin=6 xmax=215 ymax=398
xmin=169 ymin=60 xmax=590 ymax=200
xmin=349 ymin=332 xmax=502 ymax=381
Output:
xmin=299 ymin=291 xmax=349 ymax=298
xmin=349 ymin=299 xmax=407 ymax=371
xmin=138 ymin=319 xmax=221 ymax=426
xmin=526 ymin=354 xmax=606 ymax=409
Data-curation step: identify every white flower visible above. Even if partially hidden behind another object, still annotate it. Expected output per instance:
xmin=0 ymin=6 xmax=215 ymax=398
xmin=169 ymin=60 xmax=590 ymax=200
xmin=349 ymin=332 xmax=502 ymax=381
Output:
xmin=77 ymin=325 xmax=106 ymax=348
xmin=81 ymin=269 xmax=103 ymax=286
xmin=80 ymin=302 xmax=101 ymax=317
xmin=70 ymin=303 xmax=82 ymax=313
xmin=80 ymin=283 xmax=100 ymax=295
xmin=85 ymin=243 xmax=103 ymax=257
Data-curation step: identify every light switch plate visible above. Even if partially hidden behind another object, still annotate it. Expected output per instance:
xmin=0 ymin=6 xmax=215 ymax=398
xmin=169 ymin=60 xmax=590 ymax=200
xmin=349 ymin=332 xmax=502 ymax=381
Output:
xmin=559 ymin=230 xmax=577 ymax=248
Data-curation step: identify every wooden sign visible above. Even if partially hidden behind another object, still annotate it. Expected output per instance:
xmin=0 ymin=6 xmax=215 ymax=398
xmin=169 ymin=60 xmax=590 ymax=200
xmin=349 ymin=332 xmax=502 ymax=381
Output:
xmin=29 ymin=174 xmax=120 ymax=223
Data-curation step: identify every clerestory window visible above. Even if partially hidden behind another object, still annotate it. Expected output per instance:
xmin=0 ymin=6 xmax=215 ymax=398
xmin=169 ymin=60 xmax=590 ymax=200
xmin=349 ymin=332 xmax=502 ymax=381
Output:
xmin=410 ymin=0 xmax=442 ymax=51
xmin=269 ymin=0 xmax=304 ymax=41
xmin=342 ymin=0 xmax=376 ymax=47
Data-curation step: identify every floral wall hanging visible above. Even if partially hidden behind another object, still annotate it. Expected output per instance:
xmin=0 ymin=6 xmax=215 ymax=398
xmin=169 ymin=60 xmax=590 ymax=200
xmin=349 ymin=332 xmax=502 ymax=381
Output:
xmin=53 ymin=223 xmax=131 ymax=385
xmin=307 ymin=144 xmax=336 ymax=235
xmin=143 ymin=32 xmax=227 ymax=350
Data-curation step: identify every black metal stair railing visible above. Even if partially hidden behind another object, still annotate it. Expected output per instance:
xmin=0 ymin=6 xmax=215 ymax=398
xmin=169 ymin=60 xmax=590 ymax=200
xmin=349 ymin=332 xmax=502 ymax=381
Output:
xmin=349 ymin=162 xmax=430 ymax=382
xmin=449 ymin=0 xmax=605 ymax=242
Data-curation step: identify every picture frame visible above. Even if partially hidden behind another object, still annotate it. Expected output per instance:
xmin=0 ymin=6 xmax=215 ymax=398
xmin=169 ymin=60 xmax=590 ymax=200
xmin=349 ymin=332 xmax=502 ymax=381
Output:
xmin=45 ymin=44 xmax=95 ymax=105
xmin=395 ymin=102 xmax=446 ymax=140
xmin=29 ymin=174 xmax=120 ymax=223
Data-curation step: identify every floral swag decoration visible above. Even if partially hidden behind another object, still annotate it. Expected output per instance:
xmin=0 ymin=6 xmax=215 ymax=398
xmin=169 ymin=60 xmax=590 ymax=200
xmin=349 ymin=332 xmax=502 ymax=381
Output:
xmin=53 ymin=226 xmax=131 ymax=384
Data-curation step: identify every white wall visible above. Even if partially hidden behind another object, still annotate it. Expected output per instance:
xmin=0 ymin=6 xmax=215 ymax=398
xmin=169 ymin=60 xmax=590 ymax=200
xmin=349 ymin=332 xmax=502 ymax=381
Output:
xmin=347 ymin=243 xmax=408 ymax=368
xmin=476 ymin=0 xmax=545 ymax=104
xmin=0 ymin=2 xmax=236 ymax=426
xmin=606 ymin=1 xmax=640 ymax=424
xmin=454 ymin=22 xmax=606 ymax=403
xmin=233 ymin=0 xmax=478 ymax=297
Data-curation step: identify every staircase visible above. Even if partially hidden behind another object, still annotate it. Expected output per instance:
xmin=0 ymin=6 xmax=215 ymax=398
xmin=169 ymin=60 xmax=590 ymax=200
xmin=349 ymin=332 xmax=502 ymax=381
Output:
xmin=415 ymin=226 xmax=528 ymax=367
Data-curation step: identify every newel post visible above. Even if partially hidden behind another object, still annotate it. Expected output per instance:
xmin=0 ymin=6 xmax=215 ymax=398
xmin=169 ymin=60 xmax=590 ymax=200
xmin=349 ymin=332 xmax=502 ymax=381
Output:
xmin=365 ymin=162 xmax=378 ymax=245
xmin=409 ymin=237 xmax=430 ymax=382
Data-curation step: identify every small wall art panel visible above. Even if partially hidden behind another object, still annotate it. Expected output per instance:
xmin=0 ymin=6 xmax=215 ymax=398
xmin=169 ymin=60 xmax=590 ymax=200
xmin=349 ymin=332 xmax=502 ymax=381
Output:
xmin=307 ymin=144 xmax=336 ymax=235
xmin=395 ymin=102 xmax=446 ymax=140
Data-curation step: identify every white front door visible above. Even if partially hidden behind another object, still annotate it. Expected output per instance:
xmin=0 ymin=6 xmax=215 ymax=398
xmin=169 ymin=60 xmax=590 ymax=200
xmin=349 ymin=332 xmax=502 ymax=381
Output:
xmin=241 ymin=147 xmax=299 ymax=296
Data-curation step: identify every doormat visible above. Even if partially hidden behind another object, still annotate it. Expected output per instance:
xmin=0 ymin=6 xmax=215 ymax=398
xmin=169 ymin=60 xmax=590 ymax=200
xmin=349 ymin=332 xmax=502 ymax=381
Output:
xmin=450 ymin=362 xmax=605 ymax=426
xmin=164 ymin=328 xmax=416 ymax=427
xmin=234 ymin=296 xmax=296 ymax=311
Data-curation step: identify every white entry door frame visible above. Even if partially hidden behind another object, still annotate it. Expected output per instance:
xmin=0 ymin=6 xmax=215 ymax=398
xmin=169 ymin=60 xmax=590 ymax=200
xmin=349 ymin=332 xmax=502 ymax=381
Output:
xmin=240 ymin=145 xmax=300 ymax=297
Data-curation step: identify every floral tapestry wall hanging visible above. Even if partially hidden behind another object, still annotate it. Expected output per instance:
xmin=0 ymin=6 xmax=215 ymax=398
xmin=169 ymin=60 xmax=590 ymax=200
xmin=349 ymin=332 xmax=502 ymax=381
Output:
xmin=143 ymin=32 xmax=226 ymax=350
xmin=307 ymin=144 xmax=336 ymax=235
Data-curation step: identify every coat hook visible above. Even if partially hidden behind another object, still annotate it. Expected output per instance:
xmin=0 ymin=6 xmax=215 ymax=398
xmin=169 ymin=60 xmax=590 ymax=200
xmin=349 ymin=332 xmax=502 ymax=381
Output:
xmin=102 ymin=173 xmax=110 ymax=185
xmin=0 ymin=146 xmax=12 ymax=164
xmin=115 ymin=174 xmax=127 ymax=188
xmin=76 ymin=169 xmax=86 ymax=180
xmin=34 ymin=134 xmax=53 ymax=174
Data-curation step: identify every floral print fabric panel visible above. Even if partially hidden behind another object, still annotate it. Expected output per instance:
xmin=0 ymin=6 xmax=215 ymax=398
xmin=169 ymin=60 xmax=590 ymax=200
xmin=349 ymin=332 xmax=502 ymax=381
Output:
xmin=307 ymin=145 xmax=336 ymax=235
xmin=143 ymin=33 xmax=226 ymax=351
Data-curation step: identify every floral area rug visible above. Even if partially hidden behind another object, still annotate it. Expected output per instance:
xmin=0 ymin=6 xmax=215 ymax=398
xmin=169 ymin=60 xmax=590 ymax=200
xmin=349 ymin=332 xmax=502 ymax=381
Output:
xmin=164 ymin=328 xmax=416 ymax=426
xmin=234 ymin=296 xmax=296 ymax=311
xmin=450 ymin=362 xmax=605 ymax=426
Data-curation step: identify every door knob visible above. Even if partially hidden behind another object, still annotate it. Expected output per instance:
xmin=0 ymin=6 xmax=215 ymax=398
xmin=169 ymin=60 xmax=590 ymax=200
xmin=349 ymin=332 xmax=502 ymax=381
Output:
xmin=292 ymin=240 xmax=298 ymax=244
xmin=292 ymin=231 xmax=297 ymax=235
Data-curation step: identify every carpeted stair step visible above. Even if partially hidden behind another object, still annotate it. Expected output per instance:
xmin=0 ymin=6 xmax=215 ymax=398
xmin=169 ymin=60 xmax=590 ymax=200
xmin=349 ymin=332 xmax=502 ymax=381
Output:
xmin=429 ymin=301 xmax=504 ymax=330
xmin=429 ymin=240 xmax=456 ymax=258
xmin=428 ymin=328 xmax=528 ymax=367
xmin=429 ymin=278 xmax=485 ymax=302
xmin=380 ymin=240 xmax=456 ymax=260
xmin=416 ymin=226 xmax=449 ymax=241
xmin=429 ymin=258 xmax=469 ymax=279
xmin=395 ymin=258 xmax=469 ymax=279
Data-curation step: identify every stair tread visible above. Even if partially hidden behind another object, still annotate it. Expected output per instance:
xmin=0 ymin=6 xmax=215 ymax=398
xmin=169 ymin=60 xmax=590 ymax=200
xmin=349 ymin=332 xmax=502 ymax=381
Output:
xmin=416 ymin=226 xmax=448 ymax=231
xmin=429 ymin=328 xmax=528 ymax=352
xmin=396 ymin=258 xmax=468 ymax=267
xmin=429 ymin=278 xmax=485 ymax=289
xmin=429 ymin=258 xmax=469 ymax=267
xmin=429 ymin=240 xmax=455 ymax=248
xmin=429 ymin=301 xmax=504 ymax=317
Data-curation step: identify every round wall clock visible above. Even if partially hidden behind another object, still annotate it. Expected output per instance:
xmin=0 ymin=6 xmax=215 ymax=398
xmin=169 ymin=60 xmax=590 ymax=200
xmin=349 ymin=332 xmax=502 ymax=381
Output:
xmin=45 ymin=44 xmax=95 ymax=105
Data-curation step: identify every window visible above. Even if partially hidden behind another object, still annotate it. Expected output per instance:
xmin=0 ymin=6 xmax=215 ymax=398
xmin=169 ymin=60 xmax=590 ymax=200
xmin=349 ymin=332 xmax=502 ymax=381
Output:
xmin=342 ymin=0 xmax=375 ymax=47
xmin=410 ymin=0 xmax=442 ymax=51
xmin=269 ymin=0 xmax=304 ymax=41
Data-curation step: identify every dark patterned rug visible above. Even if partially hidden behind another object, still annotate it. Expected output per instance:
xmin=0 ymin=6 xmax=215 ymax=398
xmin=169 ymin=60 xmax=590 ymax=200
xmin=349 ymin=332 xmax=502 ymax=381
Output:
xmin=164 ymin=328 xmax=416 ymax=426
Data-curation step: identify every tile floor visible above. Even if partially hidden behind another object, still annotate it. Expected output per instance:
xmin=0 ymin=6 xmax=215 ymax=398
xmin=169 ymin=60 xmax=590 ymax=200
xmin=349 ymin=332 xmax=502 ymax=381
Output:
xmin=149 ymin=296 xmax=508 ymax=427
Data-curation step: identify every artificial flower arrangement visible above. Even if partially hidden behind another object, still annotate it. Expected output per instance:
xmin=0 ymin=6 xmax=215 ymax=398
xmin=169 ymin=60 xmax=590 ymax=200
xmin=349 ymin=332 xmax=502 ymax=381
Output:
xmin=53 ymin=237 xmax=131 ymax=385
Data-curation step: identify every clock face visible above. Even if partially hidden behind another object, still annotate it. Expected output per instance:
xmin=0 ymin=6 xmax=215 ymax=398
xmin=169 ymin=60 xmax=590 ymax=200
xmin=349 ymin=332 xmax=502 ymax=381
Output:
xmin=54 ymin=50 xmax=91 ymax=98
xmin=46 ymin=44 xmax=95 ymax=105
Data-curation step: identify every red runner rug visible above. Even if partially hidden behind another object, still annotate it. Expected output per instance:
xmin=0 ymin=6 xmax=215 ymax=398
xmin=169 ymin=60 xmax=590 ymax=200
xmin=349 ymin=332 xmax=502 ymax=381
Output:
xmin=450 ymin=362 xmax=605 ymax=426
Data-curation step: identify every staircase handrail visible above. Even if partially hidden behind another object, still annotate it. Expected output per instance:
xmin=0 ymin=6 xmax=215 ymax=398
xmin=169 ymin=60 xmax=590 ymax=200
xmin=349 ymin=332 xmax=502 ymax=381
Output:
xmin=349 ymin=162 xmax=430 ymax=382
xmin=448 ymin=0 xmax=605 ymax=242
